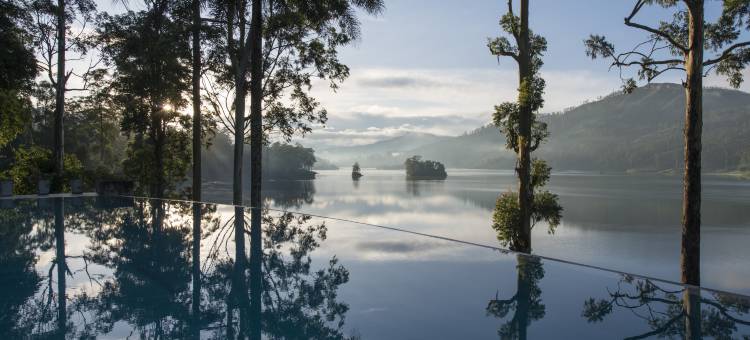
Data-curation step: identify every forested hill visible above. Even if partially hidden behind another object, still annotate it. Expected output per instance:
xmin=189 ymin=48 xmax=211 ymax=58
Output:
xmin=539 ymin=83 xmax=750 ymax=172
xmin=320 ymin=83 xmax=750 ymax=172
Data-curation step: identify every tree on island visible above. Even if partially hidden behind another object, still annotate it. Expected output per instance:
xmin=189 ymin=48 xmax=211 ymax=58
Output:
xmin=351 ymin=162 xmax=363 ymax=180
xmin=404 ymin=156 xmax=447 ymax=180
xmin=584 ymin=0 xmax=750 ymax=286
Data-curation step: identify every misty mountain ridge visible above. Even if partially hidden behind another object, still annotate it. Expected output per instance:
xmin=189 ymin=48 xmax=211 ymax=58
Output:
xmin=318 ymin=83 xmax=750 ymax=172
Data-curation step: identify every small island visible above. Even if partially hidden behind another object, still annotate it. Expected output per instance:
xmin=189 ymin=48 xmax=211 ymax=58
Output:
xmin=404 ymin=155 xmax=447 ymax=180
xmin=352 ymin=162 xmax=363 ymax=180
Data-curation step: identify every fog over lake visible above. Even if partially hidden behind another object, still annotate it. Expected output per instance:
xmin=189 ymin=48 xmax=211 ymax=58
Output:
xmin=204 ymin=169 xmax=750 ymax=294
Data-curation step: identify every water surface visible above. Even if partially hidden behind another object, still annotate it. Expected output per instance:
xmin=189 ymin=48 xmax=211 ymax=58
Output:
xmin=1 ymin=196 xmax=748 ymax=339
xmin=205 ymin=169 xmax=750 ymax=293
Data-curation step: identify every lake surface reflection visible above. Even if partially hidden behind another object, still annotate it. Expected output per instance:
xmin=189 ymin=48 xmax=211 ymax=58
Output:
xmin=1 ymin=196 xmax=749 ymax=339
xmin=204 ymin=169 xmax=750 ymax=294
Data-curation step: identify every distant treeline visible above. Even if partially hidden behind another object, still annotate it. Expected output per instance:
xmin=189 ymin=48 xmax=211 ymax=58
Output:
xmin=202 ymin=133 xmax=328 ymax=182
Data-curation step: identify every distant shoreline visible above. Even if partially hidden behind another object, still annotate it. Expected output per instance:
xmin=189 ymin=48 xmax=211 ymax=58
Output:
xmin=316 ymin=167 xmax=750 ymax=180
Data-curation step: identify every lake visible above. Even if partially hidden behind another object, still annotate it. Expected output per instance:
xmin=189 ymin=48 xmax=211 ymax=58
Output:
xmin=205 ymin=169 xmax=750 ymax=294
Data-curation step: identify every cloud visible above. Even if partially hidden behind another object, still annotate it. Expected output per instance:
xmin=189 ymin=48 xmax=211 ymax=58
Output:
xmin=357 ymin=240 xmax=442 ymax=254
xmin=299 ymin=67 xmax=630 ymax=148
xmin=312 ymin=67 xmax=625 ymax=120
xmin=357 ymin=76 xmax=432 ymax=88
xmin=293 ymin=112 xmax=490 ymax=148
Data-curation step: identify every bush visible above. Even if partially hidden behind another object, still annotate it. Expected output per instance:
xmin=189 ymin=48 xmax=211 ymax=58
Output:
xmin=4 ymin=145 xmax=84 ymax=194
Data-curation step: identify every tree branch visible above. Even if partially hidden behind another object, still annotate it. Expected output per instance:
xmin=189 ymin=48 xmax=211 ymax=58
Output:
xmin=704 ymin=41 xmax=750 ymax=66
xmin=624 ymin=0 xmax=688 ymax=53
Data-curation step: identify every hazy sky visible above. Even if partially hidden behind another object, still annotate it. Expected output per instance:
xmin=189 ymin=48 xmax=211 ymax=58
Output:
xmin=302 ymin=0 xmax=749 ymax=147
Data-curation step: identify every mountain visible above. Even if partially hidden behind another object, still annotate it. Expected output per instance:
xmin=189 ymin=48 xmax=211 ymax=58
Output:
xmin=539 ymin=83 xmax=750 ymax=172
xmin=318 ymin=83 xmax=750 ymax=172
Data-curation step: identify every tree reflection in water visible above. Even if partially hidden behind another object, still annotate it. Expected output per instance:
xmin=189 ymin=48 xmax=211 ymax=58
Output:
xmin=82 ymin=200 xmax=196 ymax=338
xmin=0 ymin=200 xmax=43 ymax=337
xmin=262 ymin=180 xmax=316 ymax=209
xmin=203 ymin=207 xmax=352 ymax=339
xmin=486 ymin=254 xmax=546 ymax=340
xmin=582 ymin=275 xmax=750 ymax=339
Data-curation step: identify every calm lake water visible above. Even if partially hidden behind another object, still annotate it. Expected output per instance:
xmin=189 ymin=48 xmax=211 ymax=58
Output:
xmin=2 ymin=196 xmax=749 ymax=338
xmin=205 ymin=169 xmax=750 ymax=294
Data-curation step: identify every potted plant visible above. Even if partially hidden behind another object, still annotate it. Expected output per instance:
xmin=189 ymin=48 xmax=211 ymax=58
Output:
xmin=0 ymin=172 xmax=12 ymax=197
xmin=38 ymin=173 xmax=52 ymax=195
xmin=70 ymin=178 xmax=83 ymax=194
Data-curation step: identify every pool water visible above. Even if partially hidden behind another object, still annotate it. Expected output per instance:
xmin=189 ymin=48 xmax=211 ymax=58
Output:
xmin=1 ymin=196 xmax=748 ymax=339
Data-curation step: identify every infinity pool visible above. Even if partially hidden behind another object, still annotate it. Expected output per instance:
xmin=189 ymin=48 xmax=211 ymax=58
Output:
xmin=1 ymin=196 xmax=748 ymax=339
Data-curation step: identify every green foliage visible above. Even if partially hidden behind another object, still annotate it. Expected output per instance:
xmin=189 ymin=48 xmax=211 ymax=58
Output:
xmin=404 ymin=155 xmax=447 ymax=180
xmin=0 ymin=2 xmax=36 ymax=152
xmin=99 ymin=4 xmax=192 ymax=197
xmin=0 ymin=90 xmax=31 ymax=149
xmin=492 ymin=193 xmax=522 ymax=248
xmin=0 ymin=2 xmax=36 ymax=92
xmin=492 ymin=160 xmax=562 ymax=248
xmin=493 ymin=101 xmax=550 ymax=153
xmin=585 ymin=0 xmax=750 ymax=91
xmin=488 ymin=3 xmax=560 ymax=250
xmin=204 ymin=0 xmax=384 ymax=140
xmin=4 ymin=145 xmax=83 ymax=194
xmin=64 ymin=77 xmax=127 ymax=173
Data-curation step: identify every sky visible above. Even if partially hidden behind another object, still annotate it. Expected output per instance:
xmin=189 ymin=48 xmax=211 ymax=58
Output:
xmin=301 ymin=0 xmax=750 ymax=147
xmin=85 ymin=0 xmax=749 ymax=147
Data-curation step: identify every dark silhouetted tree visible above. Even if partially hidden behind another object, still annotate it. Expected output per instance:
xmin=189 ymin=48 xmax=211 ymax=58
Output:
xmin=24 ymin=0 xmax=97 ymax=186
xmin=203 ymin=0 xmax=384 ymax=207
xmin=99 ymin=3 xmax=191 ymax=198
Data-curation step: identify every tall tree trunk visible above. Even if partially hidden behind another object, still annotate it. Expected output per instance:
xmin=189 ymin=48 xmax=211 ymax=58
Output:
xmin=53 ymin=0 xmax=66 ymax=185
xmin=192 ymin=0 xmax=202 ymax=202
xmin=681 ymin=0 xmax=703 ymax=287
xmin=249 ymin=0 xmax=263 ymax=210
xmin=515 ymin=0 xmax=533 ymax=253
xmin=232 ymin=2 xmax=248 ymax=206
xmin=248 ymin=1 xmax=263 ymax=338
xmin=152 ymin=113 xmax=165 ymax=198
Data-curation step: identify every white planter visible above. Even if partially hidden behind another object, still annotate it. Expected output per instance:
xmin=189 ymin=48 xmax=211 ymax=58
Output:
xmin=1 ymin=180 xmax=12 ymax=197
xmin=70 ymin=179 xmax=83 ymax=194
xmin=38 ymin=179 xmax=51 ymax=195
